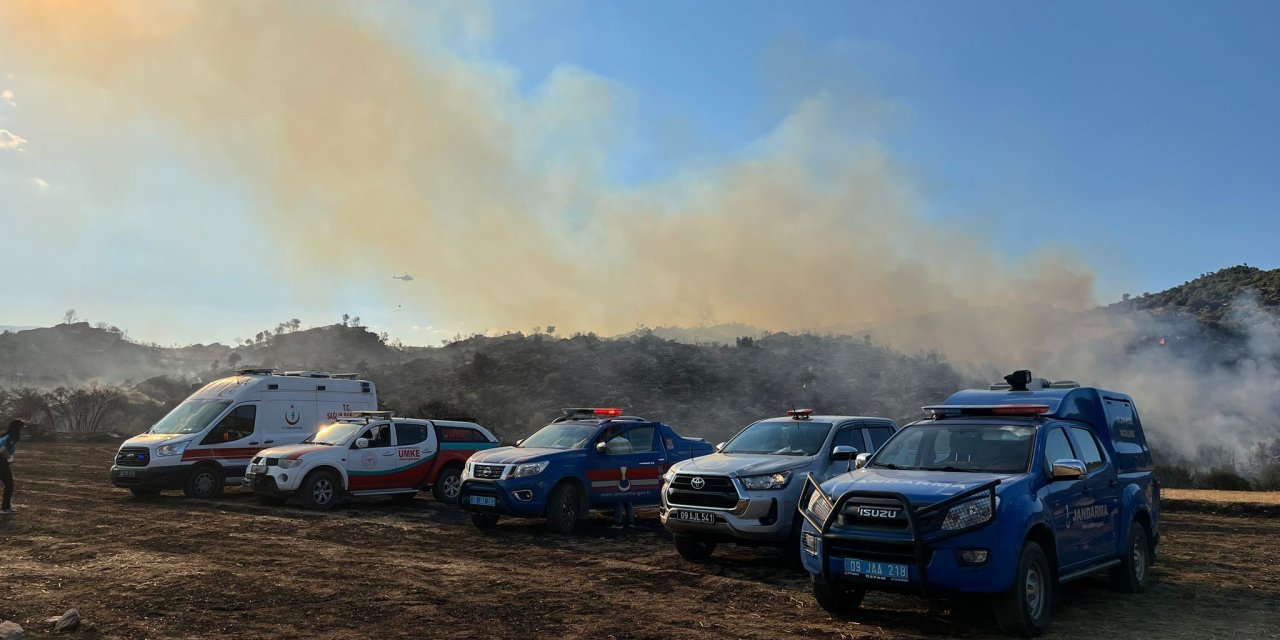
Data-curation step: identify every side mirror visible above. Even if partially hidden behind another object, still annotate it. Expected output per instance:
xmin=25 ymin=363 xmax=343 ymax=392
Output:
xmin=854 ymin=453 xmax=872 ymax=469
xmin=715 ymin=442 xmax=727 ymax=452
xmin=595 ymin=441 xmax=608 ymax=454
xmin=355 ymin=438 xmax=369 ymax=449
xmin=515 ymin=438 xmax=524 ymax=447
xmin=1051 ymin=459 xmax=1087 ymax=480
xmin=830 ymin=445 xmax=859 ymax=461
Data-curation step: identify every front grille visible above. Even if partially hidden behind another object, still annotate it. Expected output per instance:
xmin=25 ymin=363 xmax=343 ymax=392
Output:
xmin=250 ymin=457 xmax=279 ymax=467
xmin=465 ymin=483 xmax=500 ymax=497
xmin=668 ymin=474 xmax=738 ymax=509
xmin=116 ymin=447 xmax=150 ymax=467
xmin=473 ymin=464 xmax=505 ymax=480
xmin=827 ymin=538 xmax=930 ymax=565
xmin=836 ymin=499 xmax=938 ymax=532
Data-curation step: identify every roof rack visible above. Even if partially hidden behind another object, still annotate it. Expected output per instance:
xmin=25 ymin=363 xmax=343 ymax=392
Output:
xmin=337 ymin=410 xmax=395 ymax=423
xmin=236 ymin=368 xmax=276 ymax=376
xmin=330 ymin=373 xmax=360 ymax=379
xmin=282 ymin=370 xmax=334 ymax=378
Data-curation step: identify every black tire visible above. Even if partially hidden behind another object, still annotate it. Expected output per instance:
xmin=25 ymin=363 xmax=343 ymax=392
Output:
xmin=391 ymin=492 xmax=418 ymax=504
xmin=1110 ymin=521 xmax=1151 ymax=593
xmin=811 ymin=573 xmax=866 ymax=617
xmin=545 ymin=483 xmax=580 ymax=533
xmin=298 ymin=469 xmax=340 ymax=511
xmin=994 ymin=541 xmax=1053 ymax=637
xmin=183 ymin=465 xmax=224 ymax=499
xmin=255 ymin=494 xmax=288 ymax=507
xmin=129 ymin=487 xmax=161 ymax=498
xmin=673 ymin=533 xmax=717 ymax=562
xmin=782 ymin=517 xmax=804 ymax=568
xmin=471 ymin=513 xmax=500 ymax=529
xmin=432 ymin=465 xmax=463 ymax=505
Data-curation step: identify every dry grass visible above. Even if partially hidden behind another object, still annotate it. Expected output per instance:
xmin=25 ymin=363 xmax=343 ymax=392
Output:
xmin=1164 ymin=488 xmax=1280 ymax=504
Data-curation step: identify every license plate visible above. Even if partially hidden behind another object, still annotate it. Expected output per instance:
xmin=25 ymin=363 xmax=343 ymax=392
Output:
xmin=672 ymin=509 xmax=715 ymax=524
xmin=469 ymin=496 xmax=497 ymax=507
xmin=248 ymin=464 xmax=267 ymax=475
xmin=116 ymin=470 xmax=137 ymax=478
xmin=844 ymin=558 xmax=910 ymax=582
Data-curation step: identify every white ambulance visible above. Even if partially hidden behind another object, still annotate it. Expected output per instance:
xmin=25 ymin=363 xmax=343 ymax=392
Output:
xmin=110 ymin=369 xmax=377 ymax=498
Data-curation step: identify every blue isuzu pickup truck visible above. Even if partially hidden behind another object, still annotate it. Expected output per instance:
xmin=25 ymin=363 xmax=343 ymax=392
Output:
xmin=799 ymin=371 xmax=1159 ymax=637
xmin=459 ymin=408 xmax=713 ymax=533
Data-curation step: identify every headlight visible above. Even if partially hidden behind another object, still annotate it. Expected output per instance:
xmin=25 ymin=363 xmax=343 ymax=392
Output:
xmin=511 ymin=461 xmax=549 ymax=478
xmin=662 ymin=467 xmax=677 ymax=484
xmin=461 ymin=462 xmax=474 ymax=481
xmin=277 ymin=458 xmax=303 ymax=470
xmin=941 ymin=495 xmax=998 ymax=531
xmin=740 ymin=470 xmax=792 ymax=490
xmin=155 ymin=440 xmax=191 ymax=457
xmin=807 ymin=488 xmax=833 ymax=522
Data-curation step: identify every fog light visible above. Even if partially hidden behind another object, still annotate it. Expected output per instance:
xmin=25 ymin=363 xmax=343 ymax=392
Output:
xmin=513 ymin=490 xmax=533 ymax=501
xmin=280 ymin=474 xmax=288 ymax=483
xmin=958 ymin=549 xmax=989 ymax=565
xmin=801 ymin=531 xmax=820 ymax=557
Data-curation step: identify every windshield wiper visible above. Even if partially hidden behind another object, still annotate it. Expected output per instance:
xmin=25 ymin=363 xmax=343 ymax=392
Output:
xmin=920 ymin=466 xmax=981 ymax=473
xmin=872 ymin=462 xmax=902 ymax=470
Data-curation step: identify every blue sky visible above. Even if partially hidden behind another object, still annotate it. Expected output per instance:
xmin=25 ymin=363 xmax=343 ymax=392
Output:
xmin=1 ymin=1 xmax=1277 ymax=345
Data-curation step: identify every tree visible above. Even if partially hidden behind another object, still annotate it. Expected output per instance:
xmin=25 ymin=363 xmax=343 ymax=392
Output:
xmin=1122 ymin=293 xmax=1131 ymax=302
xmin=228 ymin=353 xmax=242 ymax=369
xmin=210 ymin=359 xmax=220 ymax=371
xmin=62 ymin=308 xmax=79 ymax=324
xmin=50 ymin=385 xmax=128 ymax=434
xmin=342 ymin=313 xmax=350 ymax=327
xmin=290 ymin=318 xmax=301 ymax=332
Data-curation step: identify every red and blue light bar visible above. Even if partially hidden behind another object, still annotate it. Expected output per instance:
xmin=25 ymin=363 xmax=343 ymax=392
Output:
xmin=787 ymin=409 xmax=814 ymax=420
xmin=923 ymin=404 xmax=1052 ymax=418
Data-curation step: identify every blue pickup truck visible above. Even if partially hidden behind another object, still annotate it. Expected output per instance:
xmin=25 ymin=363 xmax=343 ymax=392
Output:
xmin=799 ymin=371 xmax=1160 ymax=637
xmin=459 ymin=408 xmax=714 ymax=533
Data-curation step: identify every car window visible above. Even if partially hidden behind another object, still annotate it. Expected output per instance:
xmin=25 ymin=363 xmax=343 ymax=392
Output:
xmin=603 ymin=426 xmax=655 ymax=454
xmin=867 ymin=426 xmax=894 ymax=451
xmin=831 ymin=426 xmax=861 ymax=452
xmin=439 ymin=426 xmax=491 ymax=443
xmin=1067 ymin=427 xmax=1105 ymax=472
xmin=355 ymin=424 xmax=393 ymax=449
xmin=1044 ymin=427 xmax=1076 ymax=471
xmin=395 ymin=422 xmax=430 ymax=446
xmin=200 ymin=404 xmax=256 ymax=445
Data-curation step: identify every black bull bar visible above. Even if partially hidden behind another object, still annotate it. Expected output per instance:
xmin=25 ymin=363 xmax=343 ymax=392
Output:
xmin=798 ymin=473 xmax=1001 ymax=596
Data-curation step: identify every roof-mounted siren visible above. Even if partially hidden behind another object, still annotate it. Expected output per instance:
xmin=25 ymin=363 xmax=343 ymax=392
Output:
xmin=236 ymin=367 xmax=276 ymax=376
xmin=560 ymin=407 xmax=624 ymax=419
xmin=347 ymin=410 xmax=395 ymax=422
xmin=989 ymin=370 xmax=1081 ymax=391
xmin=787 ymin=409 xmax=814 ymax=420
xmin=924 ymin=404 xmax=1052 ymax=418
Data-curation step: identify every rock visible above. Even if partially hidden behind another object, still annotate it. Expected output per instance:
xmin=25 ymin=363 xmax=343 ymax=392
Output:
xmin=53 ymin=610 xmax=80 ymax=634
xmin=0 ymin=620 xmax=25 ymax=640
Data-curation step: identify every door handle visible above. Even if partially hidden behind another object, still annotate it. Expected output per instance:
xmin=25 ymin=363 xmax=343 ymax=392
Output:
xmin=382 ymin=452 xmax=394 ymax=456
xmin=638 ymin=462 xmax=656 ymax=465
xmin=264 ymin=440 xmax=275 ymax=444
xmin=248 ymin=441 xmax=259 ymax=445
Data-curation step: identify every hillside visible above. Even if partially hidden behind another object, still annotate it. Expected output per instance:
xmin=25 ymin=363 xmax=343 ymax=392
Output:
xmin=1111 ymin=265 xmax=1280 ymax=330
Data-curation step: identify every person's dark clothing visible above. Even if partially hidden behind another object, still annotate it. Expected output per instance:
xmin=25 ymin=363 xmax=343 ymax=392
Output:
xmin=0 ymin=457 xmax=12 ymax=511
xmin=613 ymin=501 xmax=634 ymax=527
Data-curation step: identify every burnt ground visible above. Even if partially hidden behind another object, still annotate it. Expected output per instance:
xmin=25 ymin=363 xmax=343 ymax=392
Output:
xmin=1 ymin=443 xmax=1277 ymax=639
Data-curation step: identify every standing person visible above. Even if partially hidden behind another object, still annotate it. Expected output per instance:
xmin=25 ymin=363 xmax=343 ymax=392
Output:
xmin=0 ymin=419 xmax=21 ymax=515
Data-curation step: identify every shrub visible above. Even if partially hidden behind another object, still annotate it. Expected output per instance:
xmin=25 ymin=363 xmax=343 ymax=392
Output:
xmin=1199 ymin=467 xmax=1253 ymax=491
xmin=1156 ymin=465 xmax=1196 ymax=489
xmin=1257 ymin=463 xmax=1280 ymax=492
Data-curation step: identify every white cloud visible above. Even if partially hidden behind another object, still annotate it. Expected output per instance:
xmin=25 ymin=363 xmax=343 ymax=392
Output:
xmin=0 ymin=129 xmax=26 ymax=149
xmin=32 ymin=177 xmax=48 ymax=192
xmin=1 ymin=89 xmax=13 ymax=106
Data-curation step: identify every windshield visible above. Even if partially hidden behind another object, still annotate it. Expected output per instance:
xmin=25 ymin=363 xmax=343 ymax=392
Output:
xmin=871 ymin=423 xmax=1035 ymax=473
xmin=303 ymin=422 xmax=364 ymax=445
xmin=721 ymin=421 xmax=833 ymax=456
xmin=519 ymin=423 xmax=598 ymax=450
xmin=150 ymin=399 xmax=232 ymax=435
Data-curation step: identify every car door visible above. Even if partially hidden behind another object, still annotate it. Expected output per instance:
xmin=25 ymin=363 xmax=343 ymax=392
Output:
xmin=588 ymin=425 xmax=662 ymax=507
xmin=1041 ymin=426 xmax=1090 ymax=567
xmin=346 ymin=422 xmax=399 ymax=491
xmin=392 ymin=420 xmax=436 ymax=489
xmin=1067 ymin=426 xmax=1121 ymax=563
xmin=820 ymin=422 xmax=863 ymax=481
xmin=195 ymin=402 xmax=260 ymax=478
xmin=865 ymin=423 xmax=896 ymax=453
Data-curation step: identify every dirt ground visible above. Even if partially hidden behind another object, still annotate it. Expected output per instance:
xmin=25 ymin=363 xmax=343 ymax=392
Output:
xmin=1 ymin=443 xmax=1277 ymax=640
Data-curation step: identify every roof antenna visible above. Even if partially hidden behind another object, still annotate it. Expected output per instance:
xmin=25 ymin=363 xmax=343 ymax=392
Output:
xmin=1004 ymin=370 xmax=1033 ymax=392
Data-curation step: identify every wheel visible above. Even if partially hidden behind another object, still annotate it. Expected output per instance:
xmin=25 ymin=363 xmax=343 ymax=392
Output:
xmin=255 ymin=494 xmax=288 ymax=507
xmin=811 ymin=573 xmax=866 ymax=617
xmin=782 ymin=517 xmax=804 ymax=568
xmin=673 ymin=533 xmax=717 ymax=562
xmin=471 ymin=513 xmax=500 ymax=529
xmin=432 ymin=465 xmax=463 ymax=505
xmin=129 ymin=487 xmax=161 ymax=498
xmin=994 ymin=541 xmax=1053 ymax=637
xmin=1110 ymin=521 xmax=1151 ymax=593
xmin=545 ymin=483 xmax=580 ymax=533
xmin=391 ymin=492 xmax=418 ymax=504
xmin=298 ymin=469 xmax=340 ymax=511
xmin=183 ymin=465 xmax=224 ymax=499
